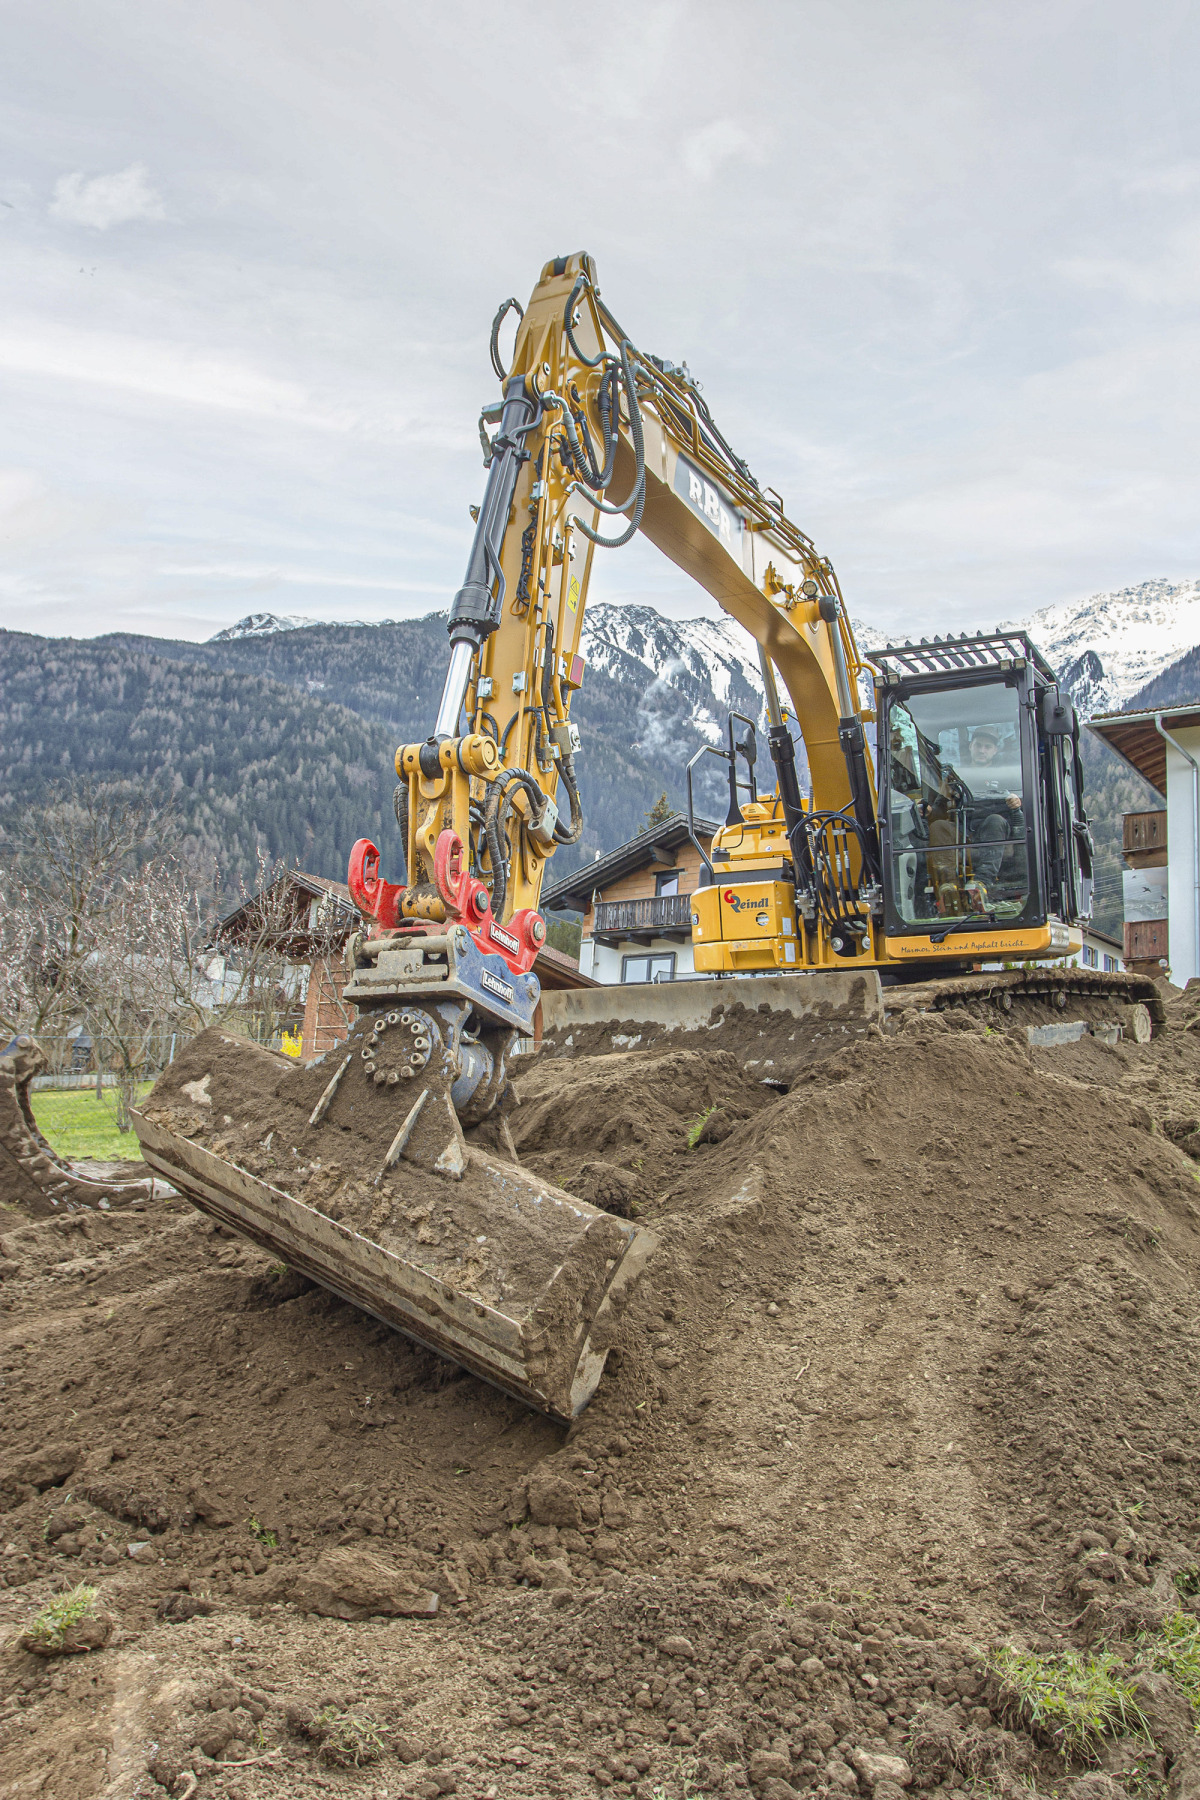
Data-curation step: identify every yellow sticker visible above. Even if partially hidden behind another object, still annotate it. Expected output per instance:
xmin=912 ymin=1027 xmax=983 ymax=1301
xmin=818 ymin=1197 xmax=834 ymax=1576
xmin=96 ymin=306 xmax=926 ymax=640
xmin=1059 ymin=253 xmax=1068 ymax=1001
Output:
xmin=567 ymin=576 xmax=580 ymax=613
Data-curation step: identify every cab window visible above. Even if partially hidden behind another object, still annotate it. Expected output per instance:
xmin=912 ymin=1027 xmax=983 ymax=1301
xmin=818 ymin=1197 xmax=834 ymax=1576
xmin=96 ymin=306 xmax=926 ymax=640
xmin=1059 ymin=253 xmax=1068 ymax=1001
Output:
xmin=885 ymin=681 xmax=1030 ymax=926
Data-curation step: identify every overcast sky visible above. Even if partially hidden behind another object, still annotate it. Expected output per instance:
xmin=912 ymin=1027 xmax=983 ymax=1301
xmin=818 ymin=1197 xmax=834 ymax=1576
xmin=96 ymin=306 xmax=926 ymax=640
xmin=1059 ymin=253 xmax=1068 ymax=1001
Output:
xmin=2 ymin=0 xmax=1198 ymax=645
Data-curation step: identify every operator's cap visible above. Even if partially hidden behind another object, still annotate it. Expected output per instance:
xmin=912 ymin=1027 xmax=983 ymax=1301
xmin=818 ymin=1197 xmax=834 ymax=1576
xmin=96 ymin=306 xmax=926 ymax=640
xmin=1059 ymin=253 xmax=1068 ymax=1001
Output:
xmin=970 ymin=723 xmax=1002 ymax=744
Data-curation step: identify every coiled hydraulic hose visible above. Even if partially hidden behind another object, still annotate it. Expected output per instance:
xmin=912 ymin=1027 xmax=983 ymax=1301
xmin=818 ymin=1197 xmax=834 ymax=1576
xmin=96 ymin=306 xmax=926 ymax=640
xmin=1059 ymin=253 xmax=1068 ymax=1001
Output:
xmin=392 ymin=783 xmax=408 ymax=883
xmin=489 ymin=297 xmax=525 ymax=381
xmin=482 ymin=766 xmax=546 ymax=920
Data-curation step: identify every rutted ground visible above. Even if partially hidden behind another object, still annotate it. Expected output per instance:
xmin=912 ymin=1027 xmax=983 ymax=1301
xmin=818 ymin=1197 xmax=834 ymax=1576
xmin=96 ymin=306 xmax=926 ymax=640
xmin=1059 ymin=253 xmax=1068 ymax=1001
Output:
xmin=2 ymin=991 xmax=1200 ymax=1800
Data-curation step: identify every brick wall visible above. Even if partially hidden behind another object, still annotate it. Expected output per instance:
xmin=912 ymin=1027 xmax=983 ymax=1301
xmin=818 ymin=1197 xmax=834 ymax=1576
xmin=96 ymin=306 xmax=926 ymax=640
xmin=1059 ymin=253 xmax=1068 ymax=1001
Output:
xmin=302 ymin=956 xmax=357 ymax=1058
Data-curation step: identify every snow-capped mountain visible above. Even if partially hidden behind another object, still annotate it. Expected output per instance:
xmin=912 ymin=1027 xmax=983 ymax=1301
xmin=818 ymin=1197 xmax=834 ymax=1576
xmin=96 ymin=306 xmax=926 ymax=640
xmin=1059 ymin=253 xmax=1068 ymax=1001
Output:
xmin=209 ymin=612 xmax=318 ymax=641
xmin=205 ymin=575 xmax=1200 ymax=727
xmin=1021 ymin=577 xmax=1200 ymax=715
xmin=581 ymin=577 xmax=1200 ymax=730
xmin=581 ymin=604 xmax=766 ymax=753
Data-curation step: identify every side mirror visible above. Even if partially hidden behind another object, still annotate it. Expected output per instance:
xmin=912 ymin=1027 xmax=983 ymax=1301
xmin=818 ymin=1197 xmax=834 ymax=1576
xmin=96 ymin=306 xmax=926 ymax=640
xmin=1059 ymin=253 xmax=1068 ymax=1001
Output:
xmin=1040 ymin=686 xmax=1075 ymax=737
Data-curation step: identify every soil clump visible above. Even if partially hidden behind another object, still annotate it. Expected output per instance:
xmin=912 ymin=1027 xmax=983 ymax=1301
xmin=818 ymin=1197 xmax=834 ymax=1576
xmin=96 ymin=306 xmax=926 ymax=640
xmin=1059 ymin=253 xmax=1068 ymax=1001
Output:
xmin=2 ymin=984 xmax=1200 ymax=1800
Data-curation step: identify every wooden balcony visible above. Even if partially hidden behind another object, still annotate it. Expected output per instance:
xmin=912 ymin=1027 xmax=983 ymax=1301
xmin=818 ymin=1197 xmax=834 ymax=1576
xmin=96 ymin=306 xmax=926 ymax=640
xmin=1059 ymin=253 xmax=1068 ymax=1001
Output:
xmin=591 ymin=893 xmax=694 ymax=942
xmin=1123 ymin=809 xmax=1167 ymax=867
xmin=1125 ymin=918 xmax=1168 ymax=967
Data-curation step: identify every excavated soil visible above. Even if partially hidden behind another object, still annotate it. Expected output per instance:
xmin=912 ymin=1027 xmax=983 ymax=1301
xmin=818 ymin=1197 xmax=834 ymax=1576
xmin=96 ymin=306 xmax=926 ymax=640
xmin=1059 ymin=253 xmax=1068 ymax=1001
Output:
xmin=2 ymin=986 xmax=1200 ymax=1800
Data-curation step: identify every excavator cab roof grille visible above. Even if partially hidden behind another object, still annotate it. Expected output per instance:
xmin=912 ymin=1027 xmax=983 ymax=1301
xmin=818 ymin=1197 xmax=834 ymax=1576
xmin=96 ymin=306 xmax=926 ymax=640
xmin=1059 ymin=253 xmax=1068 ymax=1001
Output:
xmin=866 ymin=629 xmax=1057 ymax=685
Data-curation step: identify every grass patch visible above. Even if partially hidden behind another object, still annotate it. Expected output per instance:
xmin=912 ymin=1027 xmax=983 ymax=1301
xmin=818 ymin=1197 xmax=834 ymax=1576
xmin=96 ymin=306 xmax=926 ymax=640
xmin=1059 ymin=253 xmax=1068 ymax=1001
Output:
xmin=990 ymin=1643 xmax=1148 ymax=1762
xmin=686 ymin=1105 xmax=717 ymax=1149
xmin=651 ymin=1754 xmax=707 ymax=1799
xmin=248 ymin=1515 xmax=277 ymax=1549
xmin=24 ymin=1584 xmax=100 ymax=1650
xmin=306 ymin=1706 xmax=385 ymax=1767
xmin=1141 ymin=1610 xmax=1200 ymax=1716
xmin=29 ymin=1086 xmax=151 ymax=1162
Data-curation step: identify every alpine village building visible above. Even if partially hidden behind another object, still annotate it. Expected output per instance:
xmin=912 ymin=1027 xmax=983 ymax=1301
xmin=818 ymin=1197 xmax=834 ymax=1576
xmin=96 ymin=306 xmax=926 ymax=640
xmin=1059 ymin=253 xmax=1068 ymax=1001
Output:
xmin=541 ymin=814 xmax=720 ymax=984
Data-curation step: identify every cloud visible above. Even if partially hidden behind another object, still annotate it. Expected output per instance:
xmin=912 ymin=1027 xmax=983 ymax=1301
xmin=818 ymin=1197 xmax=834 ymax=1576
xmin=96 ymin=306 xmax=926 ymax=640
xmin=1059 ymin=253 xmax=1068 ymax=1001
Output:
xmin=1057 ymin=220 xmax=1200 ymax=307
xmin=0 ymin=321 xmax=316 ymax=420
xmin=3 ymin=1 xmax=1200 ymax=644
xmin=0 ymin=467 xmax=115 ymax=552
xmin=681 ymin=118 xmax=761 ymax=182
xmin=160 ymin=561 xmax=437 ymax=591
xmin=49 ymin=163 xmax=166 ymax=230
xmin=1122 ymin=162 xmax=1200 ymax=199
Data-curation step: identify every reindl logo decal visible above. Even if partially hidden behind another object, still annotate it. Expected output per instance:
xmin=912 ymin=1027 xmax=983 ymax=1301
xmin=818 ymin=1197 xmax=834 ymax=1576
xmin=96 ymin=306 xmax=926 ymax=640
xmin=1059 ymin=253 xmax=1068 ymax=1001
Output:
xmin=722 ymin=890 xmax=768 ymax=912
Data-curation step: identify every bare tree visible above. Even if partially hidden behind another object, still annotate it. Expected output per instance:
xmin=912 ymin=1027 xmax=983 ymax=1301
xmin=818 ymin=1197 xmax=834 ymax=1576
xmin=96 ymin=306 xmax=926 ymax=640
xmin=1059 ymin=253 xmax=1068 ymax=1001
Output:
xmin=1 ymin=783 xmax=357 ymax=1128
xmin=0 ymin=778 xmax=174 ymax=1042
xmin=85 ymin=859 xmax=212 ymax=1128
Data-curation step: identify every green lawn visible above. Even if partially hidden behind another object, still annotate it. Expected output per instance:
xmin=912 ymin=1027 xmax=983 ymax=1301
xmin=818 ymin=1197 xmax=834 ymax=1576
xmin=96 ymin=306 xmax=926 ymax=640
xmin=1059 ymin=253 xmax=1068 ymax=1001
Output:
xmin=29 ymin=1086 xmax=152 ymax=1163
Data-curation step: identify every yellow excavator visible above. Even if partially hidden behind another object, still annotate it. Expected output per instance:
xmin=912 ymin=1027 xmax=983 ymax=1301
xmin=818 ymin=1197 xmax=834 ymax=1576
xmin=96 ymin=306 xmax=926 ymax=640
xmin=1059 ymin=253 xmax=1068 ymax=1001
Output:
xmin=105 ymin=253 xmax=1151 ymax=1416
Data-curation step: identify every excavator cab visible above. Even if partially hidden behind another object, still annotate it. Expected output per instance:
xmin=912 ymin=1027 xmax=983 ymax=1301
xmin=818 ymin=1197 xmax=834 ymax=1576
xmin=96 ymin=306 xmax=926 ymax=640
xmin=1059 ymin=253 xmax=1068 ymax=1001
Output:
xmin=696 ymin=631 xmax=1092 ymax=975
xmin=872 ymin=633 xmax=1092 ymax=962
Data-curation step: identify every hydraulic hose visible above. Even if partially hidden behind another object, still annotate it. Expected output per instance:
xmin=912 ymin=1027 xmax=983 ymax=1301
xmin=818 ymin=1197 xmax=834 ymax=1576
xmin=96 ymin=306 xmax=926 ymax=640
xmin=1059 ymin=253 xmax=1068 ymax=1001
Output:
xmin=392 ymin=783 xmax=409 ymax=883
xmin=564 ymin=275 xmax=606 ymax=369
xmin=483 ymin=767 xmax=545 ymax=919
xmin=554 ymin=755 xmax=584 ymax=844
xmin=570 ymin=340 xmax=645 ymax=516
xmin=571 ymin=477 xmax=645 ymax=550
xmin=489 ymin=297 xmax=524 ymax=381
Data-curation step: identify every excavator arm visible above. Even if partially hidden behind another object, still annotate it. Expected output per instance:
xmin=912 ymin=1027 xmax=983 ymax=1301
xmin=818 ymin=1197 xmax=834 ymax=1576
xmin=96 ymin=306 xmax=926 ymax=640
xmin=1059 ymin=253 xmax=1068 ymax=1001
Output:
xmin=347 ymin=252 xmax=879 ymax=1001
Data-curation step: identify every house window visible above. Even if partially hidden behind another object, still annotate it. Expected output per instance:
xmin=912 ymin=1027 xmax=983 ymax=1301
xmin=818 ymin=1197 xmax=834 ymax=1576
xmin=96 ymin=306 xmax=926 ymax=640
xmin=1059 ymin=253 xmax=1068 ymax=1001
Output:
xmin=1103 ymin=954 xmax=1117 ymax=972
xmin=1081 ymin=945 xmax=1097 ymax=968
xmin=655 ymin=869 xmax=680 ymax=897
xmin=622 ymin=952 xmax=676 ymax=984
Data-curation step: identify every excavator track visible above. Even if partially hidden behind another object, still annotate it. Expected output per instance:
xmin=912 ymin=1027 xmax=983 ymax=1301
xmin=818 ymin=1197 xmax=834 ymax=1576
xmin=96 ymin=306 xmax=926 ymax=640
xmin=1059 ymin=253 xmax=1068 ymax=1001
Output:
xmin=0 ymin=1036 xmax=173 ymax=1215
xmin=882 ymin=966 xmax=1164 ymax=1040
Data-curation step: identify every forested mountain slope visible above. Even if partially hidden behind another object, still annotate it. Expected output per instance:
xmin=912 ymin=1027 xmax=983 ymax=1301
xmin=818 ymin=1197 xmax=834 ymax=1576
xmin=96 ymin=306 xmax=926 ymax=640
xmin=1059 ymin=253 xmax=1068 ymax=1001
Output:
xmin=0 ymin=631 xmax=397 ymax=894
xmin=6 ymin=598 xmax=1198 ymax=934
xmin=0 ymin=624 xmax=676 ymax=893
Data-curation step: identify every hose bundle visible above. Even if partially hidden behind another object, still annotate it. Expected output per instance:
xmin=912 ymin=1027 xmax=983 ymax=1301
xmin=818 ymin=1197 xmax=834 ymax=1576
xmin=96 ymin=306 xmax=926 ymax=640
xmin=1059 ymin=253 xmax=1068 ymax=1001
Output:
xmin=560 ymin=276 xmax=646 ymax=550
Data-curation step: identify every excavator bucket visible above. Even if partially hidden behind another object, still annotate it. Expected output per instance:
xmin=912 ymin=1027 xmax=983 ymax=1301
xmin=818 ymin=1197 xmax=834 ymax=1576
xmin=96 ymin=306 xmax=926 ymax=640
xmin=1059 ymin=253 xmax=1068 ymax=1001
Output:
xmin=0 ymin=1035 xmax=170 ymax=1216
xmin=131 ymin=1018 xmax=655 ymax=1421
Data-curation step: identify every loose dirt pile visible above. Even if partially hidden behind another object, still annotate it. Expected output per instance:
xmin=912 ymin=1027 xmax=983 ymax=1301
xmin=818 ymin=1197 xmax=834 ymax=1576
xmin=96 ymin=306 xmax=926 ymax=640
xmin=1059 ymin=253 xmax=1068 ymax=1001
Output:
xmin=2 ymin=988 xmax=1200 ymax=1800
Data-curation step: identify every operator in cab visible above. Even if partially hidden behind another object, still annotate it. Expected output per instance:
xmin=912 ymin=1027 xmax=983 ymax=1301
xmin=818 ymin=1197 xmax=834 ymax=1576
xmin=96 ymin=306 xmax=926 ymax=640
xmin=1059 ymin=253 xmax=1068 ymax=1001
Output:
xmin=960 ymin=723 xmax=1023 ymax=888
xmin=926 ymin=719 xmax=1024 ymax=916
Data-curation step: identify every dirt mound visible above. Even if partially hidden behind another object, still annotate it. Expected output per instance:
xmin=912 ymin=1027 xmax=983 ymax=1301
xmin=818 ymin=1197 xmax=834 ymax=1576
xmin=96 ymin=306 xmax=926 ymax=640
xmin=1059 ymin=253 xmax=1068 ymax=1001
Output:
xmin=2 ymin=1003 xmax=1200 ymax=1799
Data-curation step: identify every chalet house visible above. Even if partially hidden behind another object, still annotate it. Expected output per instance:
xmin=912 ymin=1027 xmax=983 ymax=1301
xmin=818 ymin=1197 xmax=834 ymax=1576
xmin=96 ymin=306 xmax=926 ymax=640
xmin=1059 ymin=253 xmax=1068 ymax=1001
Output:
xmin=1069 ymin=925 xmax=1124 ymax=974
xmin=542 ymin=813 xmax=720 ymax=983
xmin=214 ymin=868 xmax=361 ymax=1057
